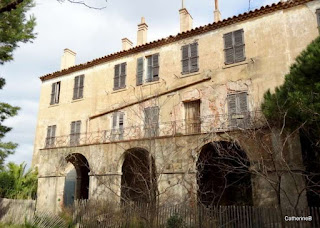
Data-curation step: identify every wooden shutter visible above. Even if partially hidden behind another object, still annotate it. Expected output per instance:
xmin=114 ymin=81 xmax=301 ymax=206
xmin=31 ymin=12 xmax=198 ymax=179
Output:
xmin=119 ymin=112 xmax=124 ymax=139
xmin=190 ymin=43 xmax=198 ymax=73
xmin=228 ymin=94 xmax=237 ymax=127
xmin=152 ymin=54 xmax=159 ymax=80
xmin=238 ymin=93 xmax=248 ymax=113
xmin=120 ymin=63 xmax=126 ymax=88
xmin=70 ymin=121 xmax=76 ymax=135
xmin=112 ymin=113 xmax=118 ymax=130
xmin=136 ymin=58 xmax=144 ymax=85
xmin=182 ymin=45 xmax=189 ymax=74
xmin=234 ymin=29 xmax=245 ymax=62
xmin=79 ymin=75 xmax=84 ymax=98
xmin=73 ymin=76 xmax=79 ymax=99
xmin=151 ymin=106 xmax=159 ymax=137
xmin=317 ymin=9 xmax=320 ymax=27
xmin=147 ymin=56 xmax=152 ymax=82
xmin=224 ymin=32 xmax=234 ymax=64
xmin=114 ymin=64 xmax=120 ymax=89
xmin=75 ymin=121 xmax=81 ymax=134
xmin=46 ymin=126 xmax=51 ymax=147
xmin=50 ymin=83 xmax=56 ymax=105
xmin=185 ymin=100 xmax=200 ymax=134
xmin=55 ymin=82 xmax=60 ymax=104
xmin=52 ymin=125 xmax=56 ymax=138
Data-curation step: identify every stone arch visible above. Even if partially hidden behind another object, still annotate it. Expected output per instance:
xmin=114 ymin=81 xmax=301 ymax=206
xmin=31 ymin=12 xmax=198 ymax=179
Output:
xmin=63 ymin=153 xmax=90 ymax=206
xmin=196 ymin=141 xmax=252 ymax=206
xmin=120 ymin=148 xmax=157 ymax=204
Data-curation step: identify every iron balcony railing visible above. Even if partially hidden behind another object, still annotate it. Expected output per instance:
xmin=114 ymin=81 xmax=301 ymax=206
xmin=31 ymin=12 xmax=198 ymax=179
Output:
xmin=44 ymin=111 xmax=266 ymax=149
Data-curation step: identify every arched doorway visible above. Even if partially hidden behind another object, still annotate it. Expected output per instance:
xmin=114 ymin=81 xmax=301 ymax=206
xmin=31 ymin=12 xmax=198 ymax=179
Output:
xmin=197 ymin=141 xmax=252 ymax=206
xmin=121 ymin=148 xmax=157 ymax=204
xmin=64 ymin=153 xmax=90 ymax=206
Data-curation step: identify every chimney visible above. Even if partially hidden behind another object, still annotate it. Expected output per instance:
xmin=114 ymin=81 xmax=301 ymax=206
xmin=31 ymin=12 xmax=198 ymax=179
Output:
xmin=179 ymin=6 xmax=193 ymax=33
xmin=214 ymin=0 xmax=221 ymax=23
xmin=61 ymin=48 xmax=76 ymax=70
xmin=122 ymin=38 xmax=133 ymax=51
xmin=137 ymin=17 xmax=148 ymax=46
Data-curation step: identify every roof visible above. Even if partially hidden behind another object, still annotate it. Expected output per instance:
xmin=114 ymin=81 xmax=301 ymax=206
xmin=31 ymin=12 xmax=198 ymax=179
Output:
xmin=40 ymin=0 xmax=313 ymax=82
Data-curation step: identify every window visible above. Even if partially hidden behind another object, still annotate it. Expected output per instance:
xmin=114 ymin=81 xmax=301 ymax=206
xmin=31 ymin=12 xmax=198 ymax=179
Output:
xmin=73 ymin=75 xmax=84 ymax=100
xmin=114 ymin=63 xmax=126 ymax=90
xmin=45 ymin=125 xmax=56 ymax=148
xmin=224 ymin=29 xmax=245 ymax=65
xmin=182 ymin=43 xmax=199 ymax=74
xmin=70 ymin=121 xmax=81 ymax=146
xmin=146 ymin=54 xmax=159 ymax=82
xmin=316 ymin=9 xmax=320 ymax=28
xmin=50 ymin=82 xmax=60 ymax=105
xmin=111 ymin=112 xmax=124 ymax=140
xmin=144 ymin=106 xmax=159 ymax=138
xmin=136 ymin=57 xmax=144 ymax=86
xmin=227 ymin=92 xmax=249 ymax=128
xmin=184 ymin=100 xmax=201 ymax=134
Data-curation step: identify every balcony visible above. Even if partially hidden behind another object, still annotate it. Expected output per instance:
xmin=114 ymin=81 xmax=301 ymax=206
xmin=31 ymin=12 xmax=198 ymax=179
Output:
xmin=44 ymin=111 xmax=265 ymax=149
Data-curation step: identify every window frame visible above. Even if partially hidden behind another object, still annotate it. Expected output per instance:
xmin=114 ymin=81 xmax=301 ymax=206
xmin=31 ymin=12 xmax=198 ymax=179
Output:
xmin=73 ymin=75 xmax=84 ymax=100
xmin=223 ymin=29 xmax=246 ymax=65
xmin=50 ymin=81 xmax=60 ymax=105
xmin=181 ymin=42 xmax=199 ymax=75
xmin=45 ymin=125 xmax=56 ymax=148
xmin=114 ymin=62 xmax=127 ymax=90
xmin=146 ymin=53 xmax=160 ymax=83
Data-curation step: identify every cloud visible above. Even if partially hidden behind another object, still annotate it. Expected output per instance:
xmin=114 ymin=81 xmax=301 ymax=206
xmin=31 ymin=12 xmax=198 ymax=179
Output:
xmin=0 ymin=0 xmax=281 ymax=167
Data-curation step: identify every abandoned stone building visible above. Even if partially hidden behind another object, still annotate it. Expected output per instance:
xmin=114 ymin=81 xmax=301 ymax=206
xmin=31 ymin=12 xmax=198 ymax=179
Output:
xmin=33 ymin=0 xmax=320 ymax=213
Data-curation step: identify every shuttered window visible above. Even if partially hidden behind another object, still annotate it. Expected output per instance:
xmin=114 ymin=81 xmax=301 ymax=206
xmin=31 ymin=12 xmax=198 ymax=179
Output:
xmin=111 ymin=112 xmax=124 ymax=140
xmin=70 ymin=120 xmax=81 ymax=146
xmin=136 ymin=57 xmax=144 ymax=85
xmin=73 ymin=75 xmax=84 ymax=100
xmin=114 ymin=63 xmax=127 ymax=90
xmin=317 ymin=9 xmax=320 ymax=28
xmin=50 ymin=82 xmax=60 ymax=105
xmin=182 ymin=42 xmax=199 ymax=74
xmin=184 ymin=100 xmax=201 ymax=134
xmin=146 ymin=54 xmax=160 ymax=82
xmin=227 ymin=92 xmax=249 ymax=128
xmin=45 ymin=125 xmax=56 ymax=148
xmin=224 ymin=29 xmax=245 ymax=65
xmin=144 ymin=106 xmax=159 ymax=138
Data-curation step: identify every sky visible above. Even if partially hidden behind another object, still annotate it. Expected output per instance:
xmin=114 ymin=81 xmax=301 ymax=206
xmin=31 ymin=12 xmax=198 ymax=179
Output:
xmin=0 ymin=0 xmax=278 ymax=168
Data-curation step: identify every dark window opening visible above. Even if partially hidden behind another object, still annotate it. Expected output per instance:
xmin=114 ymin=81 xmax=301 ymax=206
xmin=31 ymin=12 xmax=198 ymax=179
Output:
xmin=197 ymin=142 xmax=252 ymax=206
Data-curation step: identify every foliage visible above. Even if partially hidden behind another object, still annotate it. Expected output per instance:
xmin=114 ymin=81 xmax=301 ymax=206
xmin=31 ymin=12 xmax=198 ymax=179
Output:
xmin=261 ymin=36 xmax=320 ymax=137
xmin=166 ymin=214 xmax=185 ymax=228
xmin=0 ymin=0 xmax=36 ymax=64
xmin=0 ymin=162 xmax=37 ymax=199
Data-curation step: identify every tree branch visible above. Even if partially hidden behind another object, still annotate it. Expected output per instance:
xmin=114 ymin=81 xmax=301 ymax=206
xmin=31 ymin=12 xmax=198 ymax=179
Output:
xmin=0 ymin=0 xmax=24 ymax=14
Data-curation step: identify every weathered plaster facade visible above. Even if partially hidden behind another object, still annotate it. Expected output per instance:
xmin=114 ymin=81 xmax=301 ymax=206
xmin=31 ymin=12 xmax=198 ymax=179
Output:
xmin=33 ymin=0 xmax=320 ymax=213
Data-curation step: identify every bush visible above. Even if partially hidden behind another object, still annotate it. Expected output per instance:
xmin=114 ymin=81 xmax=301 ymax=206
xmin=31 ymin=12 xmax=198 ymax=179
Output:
xmin=166 ymin=214 xmax=184 ymax=228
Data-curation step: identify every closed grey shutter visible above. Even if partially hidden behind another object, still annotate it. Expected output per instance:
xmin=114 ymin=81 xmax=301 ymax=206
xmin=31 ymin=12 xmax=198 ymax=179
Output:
xmin=51 ymin=125 xmax=56 ymax=146
xmin=228 ymin=94 xmax=237 ymax=127
xmin=152 ymin=54 xmax=159 ymax=80
xmin=50 ymin=83 xmax=56 ymax=105
xmin=190 ymin=43 xmax=198 ymax=73
xmin=147 ymin=57 xmax=152 ymax=82
xmin=112 ymin=113 xmax=118 ymax=130
xmin=114 ymin=64 xmax=120 ymax=89
xmin=120 ymin=63 xmax=126 ymax=88
xmin=152 ymin=106 xmax=159 ymax=137
xmin=234 ymin=29 xmax=245 ymax=62
xmin=79 ymin=75 xmax=84 ymax=98
xmin=144 ymin=108 xmax=151 ymax=137
xmin=119 ymin=112 xmax=124 ymax=139
xmin=55 ymin=82 xmax=60 ymax=103
xmin=224 ymin=32 xmax=234 ymax=64
xmin=46 ymin=126 xmax=51 ymax=147
xmin=238 ymin=93 xmax=248 ymax=113
xmin=76 ymin=121 xmax=81 ymax=134
xmin=70 ymin=121 xmax=75 ymax=145
xmin=317 ymin=9 xmax=320 ymax=27
xmin=136 ymin=58 xmax=144 ymax=85
xmin=73 ymin=76 xmax=79 ymax=99
xmin=182 ymin=45 xmax=189 ymax=74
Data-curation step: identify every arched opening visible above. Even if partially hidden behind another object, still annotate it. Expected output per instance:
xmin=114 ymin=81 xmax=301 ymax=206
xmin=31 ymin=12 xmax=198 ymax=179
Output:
xmin=64 ymin=153 xmax=90 ymax=206
xmin=121 ymin=148 xmax=157 ymax=204
xmin=197 ymin=141 xmax=252 ymax=206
